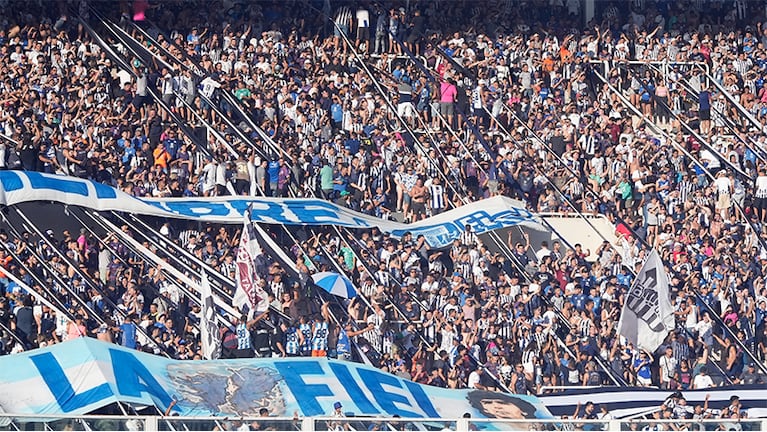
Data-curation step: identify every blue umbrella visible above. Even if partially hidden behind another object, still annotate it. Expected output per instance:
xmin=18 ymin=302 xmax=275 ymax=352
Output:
xmin=311 ymin=272 xmax=357 ymax=299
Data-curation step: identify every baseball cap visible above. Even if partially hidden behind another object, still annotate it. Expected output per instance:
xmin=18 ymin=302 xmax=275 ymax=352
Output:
xmin=333 ymin=401 xmax=342 ymax=410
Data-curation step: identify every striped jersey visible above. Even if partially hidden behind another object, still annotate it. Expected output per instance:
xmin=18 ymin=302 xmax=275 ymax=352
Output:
xmin=236 ymin=323 xmax=251 ymax=350
xmin=299 ymin=323 xmax=313 ymax=352
xmin=312 ymin=320 xmax=329 ymax=351
xmin=429 ymin=184 xmax=446 ymax=210
xmin=285 ymin=326 xmax=300 ymax=355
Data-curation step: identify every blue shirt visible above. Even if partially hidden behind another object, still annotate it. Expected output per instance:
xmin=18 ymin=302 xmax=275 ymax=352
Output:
xmin=570 ymin=293 xmax=587 ymax=310
xmin=699 ymin=90 xmax=711 ymax=110
xmin=267 ymin=160 xmax=280 ymax=184
xmin=337 ymin=328 xmax=351 ymax=355
xmin=163 ymin=138 xmax=181 ymax=159
xmin=120 ymin=322 xmax=137 ymax=349
xmin=634 ymin=357 xmax=652 ymax=379
xmin=122 ymin=146 xmax=136 ymax=165
xmin=616 ymin=272 xmax=633 ymax=287
xmin=332 ymin=173 xmax=349 ymax=193
xmin=330 ymin=103 xmax=343 ymax=123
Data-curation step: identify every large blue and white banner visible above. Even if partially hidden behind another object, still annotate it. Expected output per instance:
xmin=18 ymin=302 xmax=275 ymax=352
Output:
xmin=0 ymin=338 xmax=553 ymax=421
xmin=0 ymin=171 xmax=542 ymax=248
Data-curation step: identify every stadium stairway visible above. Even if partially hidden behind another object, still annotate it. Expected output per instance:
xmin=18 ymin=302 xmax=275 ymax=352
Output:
xmin=590 ymin=63 xmax=767 ymax=377
xmin=0 ymin=205 xmax=176 ymax=357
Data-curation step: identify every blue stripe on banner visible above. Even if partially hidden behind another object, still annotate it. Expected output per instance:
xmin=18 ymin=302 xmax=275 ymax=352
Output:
xmin=30 ymin=352 xmax=113 ymax=413
xmin=93 ymin=182 xmax=117 ymax=199
xmin=26 ymin=172 xmax=89 ymax=197
xmin=391 ymin=222 xmax=462 ymax=247
xmin=0 ymin=171 xmax=22 ymax=191
xmin=142 ymin=200 xmax=248 ymax=218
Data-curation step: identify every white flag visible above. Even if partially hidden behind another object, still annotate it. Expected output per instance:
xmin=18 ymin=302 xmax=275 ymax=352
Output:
xmin=200 ymin=270 xmax=221 ymax=360
xmin=233 ymin=208 xmax=270 ymax=315
xmin=617 ymin=249 xmax=675 ymax=352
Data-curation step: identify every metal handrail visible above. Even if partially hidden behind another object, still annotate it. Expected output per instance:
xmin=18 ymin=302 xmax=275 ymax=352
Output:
xmin=77 ymin=13 xmax=212 ymax=160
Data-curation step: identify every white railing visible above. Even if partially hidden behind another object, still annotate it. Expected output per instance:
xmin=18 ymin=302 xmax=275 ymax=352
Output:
xmin=1 ymin=414 xmax=765 ymax=431
xmin=588 ymin=59 xmax=710 ymax=78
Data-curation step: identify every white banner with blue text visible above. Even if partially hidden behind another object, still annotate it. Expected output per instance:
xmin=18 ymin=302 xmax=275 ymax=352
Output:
xmin=0 ymin=171 xmax=542 ymax=247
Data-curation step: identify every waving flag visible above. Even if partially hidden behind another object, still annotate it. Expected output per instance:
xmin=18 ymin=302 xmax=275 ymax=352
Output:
xmin=233 ymin=208 xmax=269 ymax=315
xmin=617 ymin=249 xmax=675 ymax=352
xmin=200 ymin=270 xmax=221 ymax=360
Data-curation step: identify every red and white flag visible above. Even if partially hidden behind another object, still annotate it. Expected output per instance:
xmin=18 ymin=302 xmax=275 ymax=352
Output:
xmin=233 ymin=208 xmax=269 ymax=315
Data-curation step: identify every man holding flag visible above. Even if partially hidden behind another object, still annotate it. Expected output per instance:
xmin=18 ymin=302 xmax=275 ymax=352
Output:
xmin=617 ymin=249 xmax=675 ymax=354
xmin=233 ymin=206 xmax=270 ymax=317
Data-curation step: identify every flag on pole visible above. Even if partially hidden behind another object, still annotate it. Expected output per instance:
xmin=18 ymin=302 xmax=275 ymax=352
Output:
xmin=233 ymin=207 xmax=269 ymax=315
xmin=617 ymin=249 xmax=675 ymax=352
xmin=200 ymin=270 xmax=221 ymax=360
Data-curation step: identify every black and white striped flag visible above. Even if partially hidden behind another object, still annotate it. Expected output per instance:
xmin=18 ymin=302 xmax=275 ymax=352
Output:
xmin=617 ymin=249 xmax=675 ymax=352
xmin=200 ymin=270 xmax=221 ymax=360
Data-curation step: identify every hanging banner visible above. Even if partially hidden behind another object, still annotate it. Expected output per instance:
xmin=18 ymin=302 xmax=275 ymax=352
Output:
xmin=0 ymin=171 xmax=542 ymax=248
xmin=539 ymin=385 xmax=767 ymax=419
xmin=0 ymin=338 xmax=553 ymax=422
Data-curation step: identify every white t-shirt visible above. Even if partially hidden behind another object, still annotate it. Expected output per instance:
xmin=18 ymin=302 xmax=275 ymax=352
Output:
xmin=692 ymin=373 xmax=714 ymax=389
xmin=715 ymin=176 xmax=731 ymax=194
xmin=467 ymin=370 xmax=482 ymax=389
xmin=536 ymin=247 xmax=551 ymax=261
xmin=755 ymin=175 xmax=767 ymax=197
xmin=356 ymin=9 xmax=369 ymax=27
xmin=200 ymin=76 xmax=221 ymax=98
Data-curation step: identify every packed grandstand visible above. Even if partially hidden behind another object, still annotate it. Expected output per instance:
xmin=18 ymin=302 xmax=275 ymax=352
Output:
xmin=0 ymin=0 xmax=765 ymax=429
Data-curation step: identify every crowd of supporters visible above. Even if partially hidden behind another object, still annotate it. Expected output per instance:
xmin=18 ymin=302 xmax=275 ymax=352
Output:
xmin=0 ymin=2 xmax=764 ymax=420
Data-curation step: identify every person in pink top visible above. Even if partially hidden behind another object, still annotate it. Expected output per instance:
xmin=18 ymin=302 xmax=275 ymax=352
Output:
xmin=439 ymin=79 xmax=457 ymax=130
xmin=654 ymin=78 xmax=670 ymax=128
xmin=67 ymin=315 xmax=88 ymax=340
xmin=76 ymin=228 xmax=88 ymax=253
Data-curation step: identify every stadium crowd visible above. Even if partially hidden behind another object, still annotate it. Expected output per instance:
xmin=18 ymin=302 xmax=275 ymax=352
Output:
xmin=0 ymin=1 xmax=764 ymax=422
